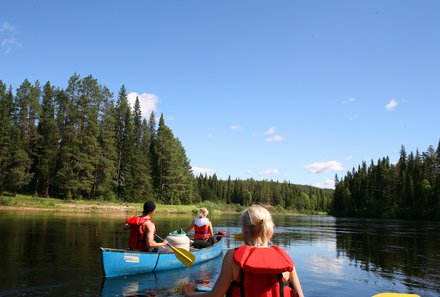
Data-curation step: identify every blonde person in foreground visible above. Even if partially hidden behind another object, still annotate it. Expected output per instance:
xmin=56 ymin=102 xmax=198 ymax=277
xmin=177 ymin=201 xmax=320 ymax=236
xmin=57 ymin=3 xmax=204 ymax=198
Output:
xmin=183 ymin=204 xmax=304 ymax=297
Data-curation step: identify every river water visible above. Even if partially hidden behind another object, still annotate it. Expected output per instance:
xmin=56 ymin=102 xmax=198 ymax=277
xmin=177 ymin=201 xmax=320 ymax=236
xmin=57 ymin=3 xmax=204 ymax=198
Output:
xmin=0 ymin=210 xmax=439 ymax=297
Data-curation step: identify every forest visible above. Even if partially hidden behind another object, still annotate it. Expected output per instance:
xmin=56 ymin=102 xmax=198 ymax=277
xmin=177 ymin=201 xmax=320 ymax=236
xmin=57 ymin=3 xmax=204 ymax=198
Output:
xmin=0 ymin=75 xmax=333 ymax=213
xmin=332 ymin=141 xmax=440 ymax=220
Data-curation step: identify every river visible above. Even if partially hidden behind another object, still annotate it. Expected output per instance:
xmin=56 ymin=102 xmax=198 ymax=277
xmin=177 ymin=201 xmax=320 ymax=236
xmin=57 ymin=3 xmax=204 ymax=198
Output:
xmin=0 ymin=210 xmax=439 ymax=297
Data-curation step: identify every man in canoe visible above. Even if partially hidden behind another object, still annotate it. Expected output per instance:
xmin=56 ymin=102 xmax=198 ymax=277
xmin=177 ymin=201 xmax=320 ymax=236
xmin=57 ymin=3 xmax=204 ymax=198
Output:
xmin=125 ymin=201 xmax=168 ymax=251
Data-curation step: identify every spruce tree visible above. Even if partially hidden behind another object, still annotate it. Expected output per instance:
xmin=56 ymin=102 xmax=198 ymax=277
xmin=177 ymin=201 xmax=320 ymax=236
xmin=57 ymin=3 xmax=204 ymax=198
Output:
xmin=6 ymin=125 xmax=32 ymax=196
xmin=148 ymin=112 xmax=160 ymax=196
xmin=155 ymin=114 xmax=193 ymax=204
xmin=115 ymin=85 xmax=134 ymax=201
xmin=131 ymin=97 xmax=153 ymax=201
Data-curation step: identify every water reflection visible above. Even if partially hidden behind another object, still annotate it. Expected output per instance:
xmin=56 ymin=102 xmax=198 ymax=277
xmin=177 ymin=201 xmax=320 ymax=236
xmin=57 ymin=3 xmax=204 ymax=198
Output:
xmin=0 ymin=211 xmax=439 ymax=297
xmin=265 ymin=215 xmax=440 ymax=297
xmin=333 ymin=218 xmax=440 ymax=295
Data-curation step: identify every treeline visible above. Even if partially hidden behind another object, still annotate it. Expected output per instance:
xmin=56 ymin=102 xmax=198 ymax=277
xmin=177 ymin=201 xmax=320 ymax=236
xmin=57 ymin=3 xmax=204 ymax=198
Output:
xmin=0 ymin=75 xmax=333 ymax=212
xmin=332 ymin=142 xmax=440 ymax=220
xmin=193 ymin=175 xmax=334 ymax=213
xmin=0 ymin=74 xmax=193 ymax=204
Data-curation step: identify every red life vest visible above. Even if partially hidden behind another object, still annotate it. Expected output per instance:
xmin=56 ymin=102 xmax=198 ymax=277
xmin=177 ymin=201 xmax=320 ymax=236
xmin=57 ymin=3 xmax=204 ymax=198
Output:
xmin=125 ymin=216 xmax=155 ymax=250
xmin=227 ymin=245 xmax=298 ymax=297
xmin=194 ymin=222 xmax=210 ymax=240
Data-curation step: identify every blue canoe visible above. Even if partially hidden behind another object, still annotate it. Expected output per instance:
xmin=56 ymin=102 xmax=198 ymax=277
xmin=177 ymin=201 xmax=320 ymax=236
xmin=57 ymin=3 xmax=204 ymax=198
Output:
xmin=100 ymin=255 xmax=224 ymax=296
xmin=100 ymin=237 xmax=224 ymax=277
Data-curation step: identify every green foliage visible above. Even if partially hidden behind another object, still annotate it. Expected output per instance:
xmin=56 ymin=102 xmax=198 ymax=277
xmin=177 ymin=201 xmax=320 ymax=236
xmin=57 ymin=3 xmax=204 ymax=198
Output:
xmin=154 ymin=114 xmax=194 ymax=204
xmin=0 ymin=75 xmax=334 ymax=215
xmin=332 ymin=141 xmax=440 ymax=220
xmin=193 ymin=174 xmax=333 ymax=213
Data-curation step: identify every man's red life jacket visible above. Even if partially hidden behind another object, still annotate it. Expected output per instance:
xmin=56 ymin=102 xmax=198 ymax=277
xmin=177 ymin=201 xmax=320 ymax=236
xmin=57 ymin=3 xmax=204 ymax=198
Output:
xmin=125 ymin=216 xmax=155 ymax=250
xmin=194 ymin=223 xmax=210 ymax=240
xmin=226 ymin=245 xmax=298 ymax=297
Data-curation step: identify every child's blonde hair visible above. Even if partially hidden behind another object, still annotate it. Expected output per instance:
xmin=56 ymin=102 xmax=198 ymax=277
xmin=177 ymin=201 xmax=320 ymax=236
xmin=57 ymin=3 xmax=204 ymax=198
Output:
xmin=240 ymin=204 xmax=274 ymax=246
xmin=198 ymin=207 xmax=209 ymax=218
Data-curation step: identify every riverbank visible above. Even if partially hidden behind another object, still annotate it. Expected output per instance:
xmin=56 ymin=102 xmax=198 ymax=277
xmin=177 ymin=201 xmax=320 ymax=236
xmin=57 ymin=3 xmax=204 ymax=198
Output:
xmin=0 ymin=194 xmax=240 ymax=215
xmin=0 ymin=194 xmax=315 ymax=215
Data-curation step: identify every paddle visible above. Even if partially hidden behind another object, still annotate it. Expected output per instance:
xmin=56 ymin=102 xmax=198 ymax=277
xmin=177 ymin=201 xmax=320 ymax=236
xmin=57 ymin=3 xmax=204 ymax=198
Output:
xmin=217 ymin=233 xmax=243 ymax=241
xmin=190 ymin=233 xmax=244 ymax=241
xmin=372 ymin=293 xmax=420 ymax=297
xmin=155 ymin=234 xmax=195 ymax=267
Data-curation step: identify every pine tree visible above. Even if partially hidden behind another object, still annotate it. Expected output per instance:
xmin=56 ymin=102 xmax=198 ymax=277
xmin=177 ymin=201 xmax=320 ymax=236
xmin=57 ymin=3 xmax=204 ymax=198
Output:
xmin=76 ymin=75 xmax=105 ymax=199
xmin=5 ymin=84 xmax=33 ymax=196
xmin=15 ymin=79 xmax=41 ymax=193
xmin=35 ymin=82 xmax=59 ymax=197
xmin=95 ymin=92 xmax=117 ymax=200
xmin=55 ymin=75 xmax=82 ymax=199
xmin=0 ymin=82 xmax=13 ymax=194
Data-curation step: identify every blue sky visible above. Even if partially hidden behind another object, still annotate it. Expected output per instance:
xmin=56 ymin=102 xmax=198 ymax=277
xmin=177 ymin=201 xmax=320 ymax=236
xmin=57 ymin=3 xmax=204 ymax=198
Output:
xmin=1 ymin=1 xmax=439 ymax=189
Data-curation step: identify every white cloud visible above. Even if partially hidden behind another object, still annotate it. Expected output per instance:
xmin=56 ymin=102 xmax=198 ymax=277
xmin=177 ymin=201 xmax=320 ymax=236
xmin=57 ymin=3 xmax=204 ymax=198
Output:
xmin=230 ymin=124 xmax=240 ymax=130
xmin=1 ymin=22 xmax=16 ymax=33
xmin=313 ymin=179 xmax=336 ymax=189
xmin=1 ymin=22 xmax=21 ymax=54
xmin=305 ymin=161 xmax=343 ymax=174
xmin=265 ymin=126 xmax=276 ymax=134
xmin=127 ymin=92 xmax=158 ymax=118
xmin=192 ymin=167 xmax=215 ymax=176
xmin=259 ymin=169 xmax=280 ymax=176
xmin=265 ymin=134 xmax=284 ymax=142
xmin=342 ymin=97 xmax=356 ymax=104
xmin=385 ymin=99 xmax=398 ymax=111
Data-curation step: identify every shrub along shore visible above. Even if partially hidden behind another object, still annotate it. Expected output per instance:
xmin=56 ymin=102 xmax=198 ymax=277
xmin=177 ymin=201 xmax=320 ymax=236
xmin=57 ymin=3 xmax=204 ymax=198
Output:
xmin=0 ymin=194 xmax=313 ymax=215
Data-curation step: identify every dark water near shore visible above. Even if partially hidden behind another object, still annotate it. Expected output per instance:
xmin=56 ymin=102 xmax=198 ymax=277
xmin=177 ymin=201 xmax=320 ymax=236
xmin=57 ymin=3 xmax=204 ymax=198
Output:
xmin=0 ymin=210 xmax=439 ymax=297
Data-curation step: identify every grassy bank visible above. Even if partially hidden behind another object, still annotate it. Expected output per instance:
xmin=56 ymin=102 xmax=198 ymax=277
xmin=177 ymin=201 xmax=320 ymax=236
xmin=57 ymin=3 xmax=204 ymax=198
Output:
xmin=0 ymin=194 xmax=240 ymax=215
xmin=0 ymin=194 xmax=314 ymax=215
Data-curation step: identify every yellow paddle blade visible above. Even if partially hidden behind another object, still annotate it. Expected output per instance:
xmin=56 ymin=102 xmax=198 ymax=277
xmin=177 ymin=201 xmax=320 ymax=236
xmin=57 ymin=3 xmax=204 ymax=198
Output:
xmin=170 ymin=245 xmax=195 ymax=267
xmin=154 ymin=234 xmax=195 ymax=267
xmin=230 ymin=233 xmax=244 ymax=241
xmin=372 ymin=293 xmax=420 ymax=297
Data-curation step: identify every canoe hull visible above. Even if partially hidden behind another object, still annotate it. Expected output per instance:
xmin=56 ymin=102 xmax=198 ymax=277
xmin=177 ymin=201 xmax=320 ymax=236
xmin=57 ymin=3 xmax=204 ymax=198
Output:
xmin=100 ymin=238 xmax=224 ymax=277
